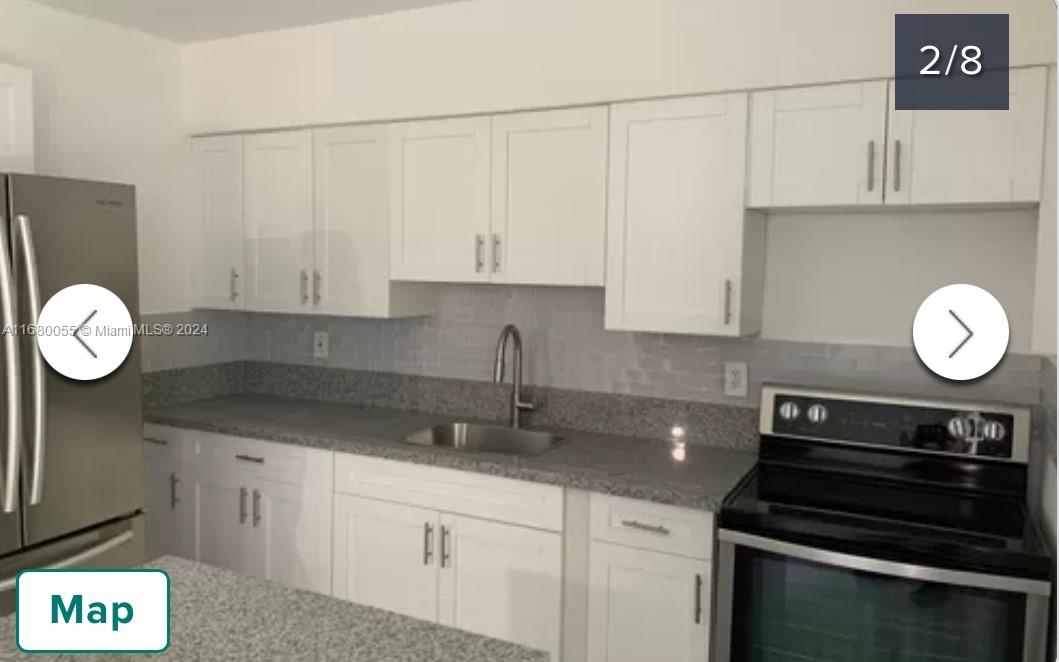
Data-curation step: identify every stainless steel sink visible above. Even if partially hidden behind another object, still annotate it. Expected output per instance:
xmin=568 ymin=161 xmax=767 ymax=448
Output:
xmin=402 ymin=423 xmax=561 ymax=457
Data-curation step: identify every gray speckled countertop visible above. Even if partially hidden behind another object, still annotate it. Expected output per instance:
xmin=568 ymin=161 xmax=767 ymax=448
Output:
xmin=0 ymin=556 xmax=547 ymax=661
xmin=145 ymin=394 xmax=756 ymax=511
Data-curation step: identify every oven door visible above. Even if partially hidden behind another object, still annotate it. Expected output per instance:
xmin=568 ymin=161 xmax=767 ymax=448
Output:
xmin=714 ymin=529 xmax=1051 ymax=662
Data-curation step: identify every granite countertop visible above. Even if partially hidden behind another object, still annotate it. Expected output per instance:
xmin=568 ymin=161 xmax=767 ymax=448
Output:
xmin=145 ymin=394 xmax=757 ymax=511
xmin=0 ymin=556 xmax=547 ymax=661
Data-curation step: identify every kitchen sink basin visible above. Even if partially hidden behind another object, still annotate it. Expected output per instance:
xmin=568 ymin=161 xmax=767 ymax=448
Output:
xmin=402 ymin=423 xmax=561 ymax=456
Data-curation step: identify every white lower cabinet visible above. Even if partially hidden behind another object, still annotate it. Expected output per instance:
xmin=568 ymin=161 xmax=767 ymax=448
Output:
xmin=251 ymin=478 xmax=333 ymax=594
xmin=142 ymin=433 xmax=189 ymax=561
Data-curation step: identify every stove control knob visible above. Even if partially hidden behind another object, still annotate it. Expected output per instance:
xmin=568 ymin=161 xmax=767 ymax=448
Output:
xmin=806 ymin=404 xmax=829 ymax=425
xmin=983 ymin=421 xmax=1007 ymax=442
xmin=947 ymin=416 xmax=968 ymax=440
xmin=778 ymin=401 xmax=800 ymax=421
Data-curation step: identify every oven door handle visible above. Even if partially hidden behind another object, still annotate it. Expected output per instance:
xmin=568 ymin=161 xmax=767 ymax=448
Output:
xmin=718 ymin=529 xmax=1051 ymax=595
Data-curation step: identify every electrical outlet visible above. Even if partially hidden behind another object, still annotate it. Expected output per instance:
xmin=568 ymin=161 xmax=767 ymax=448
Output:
xmin=723 ymin=361 xmax=748 ymax=398
xmin=312 ymin=331 xmax=329 ymax=360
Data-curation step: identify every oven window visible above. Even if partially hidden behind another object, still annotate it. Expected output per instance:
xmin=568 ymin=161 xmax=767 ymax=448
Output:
xmin=731 ymin=548 xmax=1027 ymax=661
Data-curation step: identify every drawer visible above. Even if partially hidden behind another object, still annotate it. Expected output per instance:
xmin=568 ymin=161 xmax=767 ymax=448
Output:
xmin=590 ymin=493 xmax=714 ymax=560
xmin=142 ymin=424 xmax=191 ymax=461
xmin=334 ymin=453 xmax=564 ymax=532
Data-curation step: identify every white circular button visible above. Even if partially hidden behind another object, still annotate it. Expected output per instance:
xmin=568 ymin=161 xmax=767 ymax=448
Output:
xmin=35 ymin=284 xmax=133 ymax=381
xmin=912 ymin=284 xmax=1008 ymax=381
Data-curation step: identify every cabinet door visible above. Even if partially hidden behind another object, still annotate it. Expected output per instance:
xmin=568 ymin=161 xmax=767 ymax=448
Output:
xmin=313 ymin=125 xmax=392 ymax=316
xmin=389 ymin=118 xmax=491 ymax=283
xmin=606 ymin=93 xmax=749 ymax=336
xmin=587 ymin=542 xmax=710 ymax=662
xmin=248 ymin=479 xmax=331 ymax=594
xmin=192 ymin=470 xmax=257 ymax=576
xmin=887 ymin=66 xmax=1048 ymax=205
xmin=143 ymin=442 xmax=179 ymax=561
xmin=244 ymin=130 xmax=314 ymax=312
xmin=490 ymin=107 xmax=608 ymax=286
xmin=332 ymin=495 xmax=439 ymax=622
xmin=438 ymin=515 xmax=562 ymax=659
xmin=748 ymin=81 xmax=887 ymax=206
xmin=0 ymin=63 xmax=33 ymax=173
xmin=192 ymin=136 xmax=245 ymax=309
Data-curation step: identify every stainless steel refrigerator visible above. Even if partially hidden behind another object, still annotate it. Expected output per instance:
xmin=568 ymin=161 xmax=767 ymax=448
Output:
xmin=0 ymin=174 xmax=145 ymax=614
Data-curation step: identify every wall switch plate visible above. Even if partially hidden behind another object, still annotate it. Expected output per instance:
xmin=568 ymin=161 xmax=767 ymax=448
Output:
xmin=313 ymin=331 xmax=329 ymax=360
xmin=723 ymin=361 xmax=748 ymax=398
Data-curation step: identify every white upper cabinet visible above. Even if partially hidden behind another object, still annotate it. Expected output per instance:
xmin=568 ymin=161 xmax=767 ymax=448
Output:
xmin=390 ymin=117 xmax=491 ymax=283
xmin=887 ymin=66 xmax=1048 ymax=205
xmin=490 ymin=107 xmax=608 ymax=286
xmin=0 ymin=63 xmax=33 ymax=174
xmin=313 ymin=125 xmax=432 ymax=317
xmin=192 ymin=136 xmax=245 ymax=310
xmin=606 ymin=93 xmax=763 ymax=336
xmin=244 ymin=130 xmax=314 ymax=313
xmin=748 ymin=81 xmax=887 ymax=207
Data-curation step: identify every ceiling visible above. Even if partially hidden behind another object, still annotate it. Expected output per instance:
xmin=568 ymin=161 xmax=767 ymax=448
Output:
xmin=29 ymin=0 xmax=470 ymax=42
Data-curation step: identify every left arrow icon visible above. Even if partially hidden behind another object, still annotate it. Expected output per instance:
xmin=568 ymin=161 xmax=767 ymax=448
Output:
xmin=74 ymin=309 xmax=98 ymax=359
xmin=947 ymin=309 xmax=973 ymax=359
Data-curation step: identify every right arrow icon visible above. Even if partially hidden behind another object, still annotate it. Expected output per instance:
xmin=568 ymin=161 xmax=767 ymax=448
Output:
xmin=947 ymin=309 xmax=973 ymax=359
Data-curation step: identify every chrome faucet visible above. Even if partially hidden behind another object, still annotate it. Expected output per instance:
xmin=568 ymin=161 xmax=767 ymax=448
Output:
xmin=493 ymin=324 xmax=534 ymax=428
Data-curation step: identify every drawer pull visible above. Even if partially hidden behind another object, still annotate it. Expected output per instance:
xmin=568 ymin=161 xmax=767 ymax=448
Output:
xmin=235 ymin=454 xmax=264 ymax=464
xmin=620 ymin=519 xmax=670 ymax=536
xmin=143 ymin=437 xmax=168 ymax=446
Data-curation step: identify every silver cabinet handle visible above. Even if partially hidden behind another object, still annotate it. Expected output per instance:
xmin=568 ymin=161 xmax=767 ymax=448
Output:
xmin=866 ymin=140 xmax=876 ymax=192
xmin=492 ymin=234 xmax=501 ymax=273
xmin=299 ymin=269 xmax=309 ymax=304
xmin=440 ymin=525 xmax=451 ymax=568
xmin=252 ymin=489 xmax=261 ymax=528
xmin=235 ymin=454 xmax=264 ymax=464
xmin=694 ymin=573 xmax=703 ymax=624
xmin=474 ymin=235 xmax=485 ymax=273
xmin=893 ymin=139 xmax=902 ymax=192
xmin=423 ymin=522 xmax=434 ymax=566
xmin=143 ymin=437 xmax=169 ymax=446
xmin=169 ymin=473 xmax=180 ymax=509
xmin=620 ymin=519 xmax=671 ymax=536
xmin=0 ymin=215 xmax=20 ymax=515
xmin=15 ymin=215 xmax=43 ymax=507
xmin=312 ymin=269 xmax=322 ymax=305
xmin=229 ymin=268 xmax=239 ymax=302
xmin=238 ymin=486 xmax=248 ymax=524
xmin=0 ymin=530 xmax=135 ymax=592
xmin=723 ymin=279 xmax=733 ymax=326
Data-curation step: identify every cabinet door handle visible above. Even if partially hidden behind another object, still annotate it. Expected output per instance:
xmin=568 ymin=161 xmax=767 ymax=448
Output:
xmin=694 ymin=573 xmax=703 ymax=624
xmin=723 ymin=279 xmax=733 ymax=325
xmin=169 ymin=473 xmax=180 ymax=509
xmin=230 ymin=267 xmax=239 ymax=301
xmin=440 ymin=525 xmax=451 ymax=568
xmin=234 ymin=454 xmax=264 ymax=464
xmin=620 ymin=519 xmax=671 ymax=536
xmin=866 ymin=140 xmax=875 ymax=192
xmin=492 ymin=234 xmax=501 ymax=273
xmin=252 ymin=489 xmax=261 ymax=528
xmin=474 ymin=235 xmax=485 ymax=273
xmin=423 ymin=522 xmax=434 ymax=566
xmin=893 ymin=139 xmax=902 ymax=192
xmin=238 ymin=486 xmax=248 ymax=524
xmin=312 ymin=269 xmax=322 ymax=305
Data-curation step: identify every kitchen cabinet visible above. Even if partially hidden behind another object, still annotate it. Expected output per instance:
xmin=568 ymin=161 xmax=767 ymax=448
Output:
xmin=748 ymin=81 xmax=887 ymax=207
xmin=886 ymin=66 xmax=1048 ymax=205
xmin=605 ymin=93 xmax=765 ymax=336
xmin=191 ymin=135 xmax=245 ymax=309
xmin=313 ymin=125 xmax=432 ymax=317
xmin=0 ymin=63 xmax=33 ymax=173
xmin=142 ymin=434 xmax=188 ymax=561
xmin=248 ymin=477 xmax=333 ymax=594
xmin=389 ymin=117 xmax=491 ymax=282
xmin=243 ymin=130 xmax=314 ymax=313
xmin=490 ymin=107 xmax=608 ymax=286
xmin=587 ymin=542 xmax=710 ymax=662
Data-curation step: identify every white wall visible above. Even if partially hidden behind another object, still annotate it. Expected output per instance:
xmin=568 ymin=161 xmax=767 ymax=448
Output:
xmin=762 ymin=209 xmax=1040 ymax=351
xmin=0 ymin=0 xmax=191 ymax=313
xmin=1032 ymin=66 xmax=1057 ymax=356
xmin=181 ymin=0 xmax=1058 ymax=134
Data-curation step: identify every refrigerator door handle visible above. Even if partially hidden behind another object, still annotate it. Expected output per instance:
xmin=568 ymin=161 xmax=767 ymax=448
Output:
xmin=0 ymin=214 xmax=19 ymax=514
xmin=14 ymin=215 xmax=44 ymax=506
xmin=0 ymin=530 xmax=135 ymax=592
